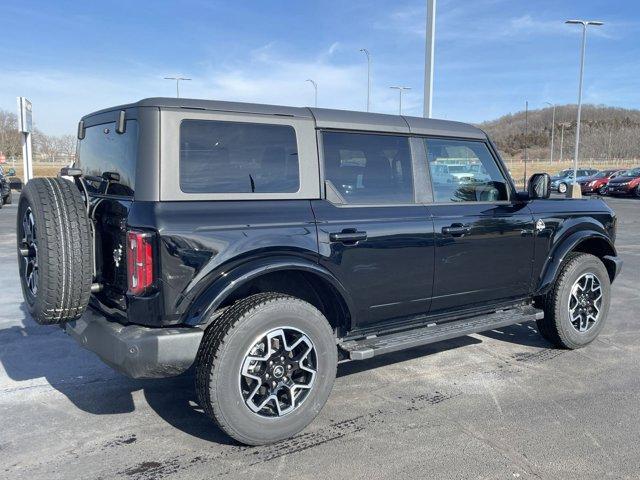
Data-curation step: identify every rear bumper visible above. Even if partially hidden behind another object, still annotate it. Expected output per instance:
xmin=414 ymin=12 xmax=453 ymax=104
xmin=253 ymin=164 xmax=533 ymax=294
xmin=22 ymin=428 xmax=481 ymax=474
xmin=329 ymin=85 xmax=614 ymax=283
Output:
xmin=64 ymin=308 xmax=203 ymax=379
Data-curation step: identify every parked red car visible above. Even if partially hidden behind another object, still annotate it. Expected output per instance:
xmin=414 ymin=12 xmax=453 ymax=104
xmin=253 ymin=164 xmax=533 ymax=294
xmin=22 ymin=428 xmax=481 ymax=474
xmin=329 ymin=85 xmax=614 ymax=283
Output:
xmin=606 ymin=167 xmax=640 ymax=197
xmin=579 ymin=169 xmax=626 ymax=195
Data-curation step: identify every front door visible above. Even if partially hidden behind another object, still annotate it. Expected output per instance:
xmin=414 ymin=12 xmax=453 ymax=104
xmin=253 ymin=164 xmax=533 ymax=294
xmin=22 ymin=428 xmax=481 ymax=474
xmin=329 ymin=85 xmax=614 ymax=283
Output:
xmin=422 ymin=137 xmax=535 ymax=313
xmin=312 ymin=131 xmax=435 ymax=330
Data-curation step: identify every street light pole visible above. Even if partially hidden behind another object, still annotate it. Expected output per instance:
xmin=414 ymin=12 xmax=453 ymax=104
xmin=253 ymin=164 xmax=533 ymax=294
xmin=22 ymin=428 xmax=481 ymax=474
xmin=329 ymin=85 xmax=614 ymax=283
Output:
xmin=565 ymin=19 xmax=603 ymax=198
xmin=360 ymin=48 xmax=371 ymax=112
xmin=164 ymin=76 xmax=192 ymax=98
xmin=423 ymin=0 xmax=436 ymax=118
xmin=544 ymin=102 xmax=556 ymax=163
xmin=306 ymin=79 xmax=318 ymax=107
xmin=389 ymin=86 xmax=411 ymax=115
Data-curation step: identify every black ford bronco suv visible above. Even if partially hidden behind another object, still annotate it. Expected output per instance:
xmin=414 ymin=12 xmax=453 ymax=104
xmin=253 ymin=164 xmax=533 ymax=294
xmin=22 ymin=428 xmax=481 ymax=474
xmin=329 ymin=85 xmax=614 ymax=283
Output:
xmin=17 ymin=98 xmax=621 ymax=445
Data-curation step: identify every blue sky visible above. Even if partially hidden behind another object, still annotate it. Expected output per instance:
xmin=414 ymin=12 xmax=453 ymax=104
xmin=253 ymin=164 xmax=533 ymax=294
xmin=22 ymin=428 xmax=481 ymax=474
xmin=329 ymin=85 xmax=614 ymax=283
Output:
xmin=1 ymin=0 xmax=639 ymax=135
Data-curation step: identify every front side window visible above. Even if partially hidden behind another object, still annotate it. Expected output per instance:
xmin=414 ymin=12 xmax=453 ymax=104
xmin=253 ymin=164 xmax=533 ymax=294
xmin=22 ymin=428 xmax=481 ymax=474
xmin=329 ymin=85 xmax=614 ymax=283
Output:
xmin=425 ymin=138 xmax=509 ymax=203
xmin=180 ymin=120 xmax=299 ymax=193
xmin=322 ymin=131 xmax=413 ymax=204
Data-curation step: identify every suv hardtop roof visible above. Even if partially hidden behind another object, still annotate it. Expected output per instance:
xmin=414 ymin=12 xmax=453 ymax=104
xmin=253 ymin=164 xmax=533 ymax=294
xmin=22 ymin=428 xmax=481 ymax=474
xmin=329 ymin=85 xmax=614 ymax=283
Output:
xmin=82 ymin=97 xmax=487 ymax=139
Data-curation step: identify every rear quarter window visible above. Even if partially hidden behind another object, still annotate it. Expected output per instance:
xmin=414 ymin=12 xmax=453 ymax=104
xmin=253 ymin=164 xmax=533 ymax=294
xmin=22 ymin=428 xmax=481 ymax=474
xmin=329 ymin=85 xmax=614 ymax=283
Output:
xmin=179 ymin=120 xmax=300 ymax=193
xmin=76 ymin=120 xmax=138 ymax=197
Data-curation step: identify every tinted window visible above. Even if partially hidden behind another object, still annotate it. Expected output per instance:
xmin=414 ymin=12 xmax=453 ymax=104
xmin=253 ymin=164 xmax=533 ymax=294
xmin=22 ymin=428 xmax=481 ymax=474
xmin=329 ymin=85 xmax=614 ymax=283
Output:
xmin=180 ymin=120 xmax=299 ymax=193
xmin=322 ymin=131 xmax=413 ymax=204
xmin=425 ymin=138 xmax=508 ymax=202
xmin=76 ymin=120 xmax=138 ymax=196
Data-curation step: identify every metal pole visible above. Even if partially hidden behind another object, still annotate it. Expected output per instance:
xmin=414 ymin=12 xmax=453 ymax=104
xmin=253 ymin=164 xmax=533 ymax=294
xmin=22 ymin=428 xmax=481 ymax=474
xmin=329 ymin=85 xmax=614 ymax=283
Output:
xmin=390 ymin=86 xmax=411 ymax=115
xmin=306 ymin=79 xmax=318 ymax=107
xmin=423 ymin=0 xmax=436 ymax=118
xmin=523 ymin=100 xmax=528 ymax=186
xmin=360 ymin=49 xmax=371 ymax=112
xmin=164 ymin=76 xmax=191 ymax=98
xmin=573 ymin=24 xmax=587 ymax=184
xmin=560 ymin=124 xmax=565 ymax=162
xmin=545 ymin=102 xmax=556 ymax=163
xmin=565 ymin=19 xmax=603 ymax=197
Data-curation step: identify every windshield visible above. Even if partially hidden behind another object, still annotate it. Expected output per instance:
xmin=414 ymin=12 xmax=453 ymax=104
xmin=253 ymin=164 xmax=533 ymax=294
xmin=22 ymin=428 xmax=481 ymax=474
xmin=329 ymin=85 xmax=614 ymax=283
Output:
xmin=624 ymin=168 xmax=640 ymax=177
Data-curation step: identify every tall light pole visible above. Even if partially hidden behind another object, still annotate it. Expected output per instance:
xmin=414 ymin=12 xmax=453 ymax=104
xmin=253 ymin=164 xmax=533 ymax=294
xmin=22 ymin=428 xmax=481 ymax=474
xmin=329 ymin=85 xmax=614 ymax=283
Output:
xmin=423 ymin=0 xmax=436 ymax=118
xmin=544 ymin=102 xmax=556 ymax=163
xmin=565 ymin=19 xmax=603 ymax=198
xmin=390 ymin=86 xmax=411 ymax=115
xmin=306 ymin=79 xmax=318 ymax=107
xmin=359 ymin=48 xmax=371 ymax=112
xmin=164 ymin=76 xmax=191 ymax=98
xmin=523 ymin=100 xmax=529 ymax=186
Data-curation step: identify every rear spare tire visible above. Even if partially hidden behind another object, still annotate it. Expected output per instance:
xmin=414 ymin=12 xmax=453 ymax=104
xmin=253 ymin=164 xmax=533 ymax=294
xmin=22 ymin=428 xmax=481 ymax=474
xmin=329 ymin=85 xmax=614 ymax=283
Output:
xmin=17 ymin=177 xmax=93 ymax=325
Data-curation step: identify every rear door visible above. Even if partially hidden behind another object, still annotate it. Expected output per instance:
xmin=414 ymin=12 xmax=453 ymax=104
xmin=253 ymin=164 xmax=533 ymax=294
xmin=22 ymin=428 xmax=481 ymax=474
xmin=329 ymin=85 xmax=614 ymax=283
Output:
xmin=312 ymin=131 xmax=435 ymax=331
xmin=422 ymin=138 xmax=535 ymax=313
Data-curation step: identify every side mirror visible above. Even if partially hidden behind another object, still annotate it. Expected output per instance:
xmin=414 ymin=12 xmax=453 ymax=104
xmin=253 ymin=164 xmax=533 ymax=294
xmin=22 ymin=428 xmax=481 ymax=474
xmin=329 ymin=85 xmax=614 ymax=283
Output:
xmin=7 ymin=168 xmax=15 ymax=176
xmin=528 ymin=173 xmax=551 ymax=199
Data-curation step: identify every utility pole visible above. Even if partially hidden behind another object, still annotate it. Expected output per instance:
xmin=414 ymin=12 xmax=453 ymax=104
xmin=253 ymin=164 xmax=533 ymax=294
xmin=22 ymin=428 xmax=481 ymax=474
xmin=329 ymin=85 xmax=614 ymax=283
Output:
xmin=164 ymin=76 xmax=191 ymax=98
xmin=523 ymin=100 xmax=528 ymax=186
xmin=390 ymin=86 xmax=411 ymax=115
xmin=544 ymin=102 xmax=556 ymax=163
xmin=423 ymin=0 xmax=436 ymax=118
xmin=306 ymin=79 xmax=318 ymax=107
xmin=360 ymin=49 xmax=371 ymax=112
xmin=565 ymin=19 xmax=603 ymax=198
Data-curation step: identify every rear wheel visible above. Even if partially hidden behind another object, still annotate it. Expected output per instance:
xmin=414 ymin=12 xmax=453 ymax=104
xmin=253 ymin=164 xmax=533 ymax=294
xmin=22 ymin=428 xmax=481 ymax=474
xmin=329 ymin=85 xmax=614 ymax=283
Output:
xmin=17 ymin=177 xmax=93 ymax=325
xmin=196 ymin=293 xmax=337 ymax=445
xmin=558 ymin=182 xmax=568 ymax=194
xmin=537 ymin=252 xmax=610 ymax=349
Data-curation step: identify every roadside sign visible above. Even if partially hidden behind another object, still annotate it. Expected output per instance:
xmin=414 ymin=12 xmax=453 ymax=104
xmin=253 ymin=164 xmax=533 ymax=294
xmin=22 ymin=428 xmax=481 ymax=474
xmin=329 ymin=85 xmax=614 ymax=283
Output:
xmin=17 ymin=97 xmax=33 ymax=133
xmin=16 ymin=97 xmax=34 ymax=183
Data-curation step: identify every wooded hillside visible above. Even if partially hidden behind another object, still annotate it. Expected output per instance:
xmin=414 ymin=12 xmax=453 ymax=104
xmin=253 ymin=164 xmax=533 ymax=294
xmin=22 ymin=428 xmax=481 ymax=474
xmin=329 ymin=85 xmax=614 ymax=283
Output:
xmin=479 ymin=104 xmax=640 ymax=161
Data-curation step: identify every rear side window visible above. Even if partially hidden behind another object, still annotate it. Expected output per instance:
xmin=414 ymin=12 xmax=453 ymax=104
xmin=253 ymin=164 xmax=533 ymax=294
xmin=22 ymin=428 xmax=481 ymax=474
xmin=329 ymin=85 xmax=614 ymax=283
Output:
xmin=424 ymin=138 xmax=508 ymax=203
xmin=180 ymin=120 xmax=299 ymax=193
xmin=76 ymin=120 xmax=138 ymax=197
xmin=322 ymin=131 xmax=414 ymax=204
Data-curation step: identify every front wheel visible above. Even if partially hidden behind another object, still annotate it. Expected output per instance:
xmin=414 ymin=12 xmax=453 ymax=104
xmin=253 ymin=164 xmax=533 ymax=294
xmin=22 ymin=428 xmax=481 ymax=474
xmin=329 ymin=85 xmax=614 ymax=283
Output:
xmin=196 ymin=293 xmax=337 ymax=445
xmin=537 ymin=252 xmax=610 ymax=349
xmin=558 ymin=182 xmax=568 ymax=194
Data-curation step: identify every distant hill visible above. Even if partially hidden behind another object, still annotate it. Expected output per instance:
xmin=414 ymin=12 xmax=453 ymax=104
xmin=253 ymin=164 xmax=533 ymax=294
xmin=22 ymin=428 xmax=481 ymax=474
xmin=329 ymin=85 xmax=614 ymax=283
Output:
xmin=478 ymin=105 xmax=640 ymax=160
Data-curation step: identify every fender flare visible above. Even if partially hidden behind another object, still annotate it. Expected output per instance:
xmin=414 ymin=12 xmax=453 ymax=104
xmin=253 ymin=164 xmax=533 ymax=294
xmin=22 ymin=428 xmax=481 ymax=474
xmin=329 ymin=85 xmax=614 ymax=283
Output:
xmin=535 ymin=230 xmax=617 ymax=295
xmin=182 ymin=256 xmax=356 ymax=326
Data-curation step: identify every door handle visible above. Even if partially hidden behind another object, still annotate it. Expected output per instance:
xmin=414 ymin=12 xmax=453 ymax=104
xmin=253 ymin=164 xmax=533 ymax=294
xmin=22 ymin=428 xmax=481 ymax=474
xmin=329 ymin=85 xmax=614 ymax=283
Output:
xmin=329 ymin=230 xmax=368 ymax=244
xmin=441 ymin=224 xmax=471 ymax=237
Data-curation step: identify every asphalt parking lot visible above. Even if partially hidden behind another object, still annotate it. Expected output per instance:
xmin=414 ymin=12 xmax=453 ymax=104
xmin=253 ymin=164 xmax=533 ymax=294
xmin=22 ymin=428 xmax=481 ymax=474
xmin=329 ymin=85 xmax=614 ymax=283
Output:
xmin=1 ymin=196 xmax=639 ymax=480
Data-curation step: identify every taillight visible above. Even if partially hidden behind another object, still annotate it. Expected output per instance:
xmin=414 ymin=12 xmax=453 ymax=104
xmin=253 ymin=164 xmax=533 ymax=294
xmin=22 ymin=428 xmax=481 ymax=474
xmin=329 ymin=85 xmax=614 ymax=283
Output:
xmin=127 ymin=230 xmax=154 ymax=295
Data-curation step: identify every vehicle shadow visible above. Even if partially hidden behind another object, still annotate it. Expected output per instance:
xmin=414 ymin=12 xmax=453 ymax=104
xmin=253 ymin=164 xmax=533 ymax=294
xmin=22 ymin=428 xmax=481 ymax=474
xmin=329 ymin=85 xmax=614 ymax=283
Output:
xmin=0 ymin=303 xmax=235 ymax=445
xmin=0 ymin=303 xmax=548 ymax=445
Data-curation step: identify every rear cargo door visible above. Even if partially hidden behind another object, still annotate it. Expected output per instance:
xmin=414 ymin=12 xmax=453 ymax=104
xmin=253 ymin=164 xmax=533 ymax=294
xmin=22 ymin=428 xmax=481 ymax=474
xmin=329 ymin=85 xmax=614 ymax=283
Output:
xmin=75 ymin=111 xmax=139 ymax=311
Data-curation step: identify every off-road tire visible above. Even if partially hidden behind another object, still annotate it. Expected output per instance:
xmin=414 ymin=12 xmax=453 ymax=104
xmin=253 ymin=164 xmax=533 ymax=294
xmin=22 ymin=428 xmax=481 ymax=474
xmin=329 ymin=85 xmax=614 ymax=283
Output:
xmin=537 ymin=252 xmax=610 ymax=349
xmin=17 ymin=177 xmax=93 ymax=325
xmin=195 ymin=292 xmax=337 ymax=445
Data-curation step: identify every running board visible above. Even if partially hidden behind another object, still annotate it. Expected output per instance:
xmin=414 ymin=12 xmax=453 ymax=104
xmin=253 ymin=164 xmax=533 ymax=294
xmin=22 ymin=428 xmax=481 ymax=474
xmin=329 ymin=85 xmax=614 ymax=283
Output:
xmin=340 ymin=305 xmax=543 ymax=361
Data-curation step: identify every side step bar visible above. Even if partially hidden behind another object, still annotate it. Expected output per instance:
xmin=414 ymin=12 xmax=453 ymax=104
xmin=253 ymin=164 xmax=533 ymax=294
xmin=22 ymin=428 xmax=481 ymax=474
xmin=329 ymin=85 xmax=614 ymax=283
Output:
xmin=340 ymin=305 xmax=543 ymax=360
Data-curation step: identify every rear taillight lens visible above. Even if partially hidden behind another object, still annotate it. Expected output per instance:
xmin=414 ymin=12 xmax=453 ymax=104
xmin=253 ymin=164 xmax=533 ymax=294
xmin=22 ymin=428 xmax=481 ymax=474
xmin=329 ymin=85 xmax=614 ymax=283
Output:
xmin=127 ymin=230 xmax=154 ymax=295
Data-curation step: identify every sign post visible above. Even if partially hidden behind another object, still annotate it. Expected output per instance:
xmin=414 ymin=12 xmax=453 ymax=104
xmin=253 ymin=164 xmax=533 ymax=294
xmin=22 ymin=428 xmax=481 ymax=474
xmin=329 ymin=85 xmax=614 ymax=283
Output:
xmin=17 ymin=97 xmax=34 ymax=184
